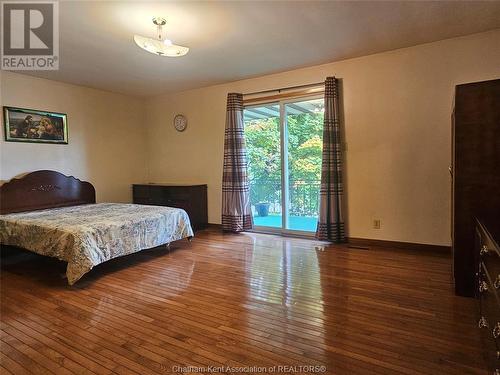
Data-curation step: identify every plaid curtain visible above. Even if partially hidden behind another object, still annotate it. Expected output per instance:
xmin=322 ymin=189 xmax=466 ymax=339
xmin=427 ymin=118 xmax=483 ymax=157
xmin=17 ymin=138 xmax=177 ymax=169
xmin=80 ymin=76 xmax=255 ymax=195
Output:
xmin=316 ymin=77 xmax=345 ymax=242
xmin=221 ymin=93 xmax=253 ymax=232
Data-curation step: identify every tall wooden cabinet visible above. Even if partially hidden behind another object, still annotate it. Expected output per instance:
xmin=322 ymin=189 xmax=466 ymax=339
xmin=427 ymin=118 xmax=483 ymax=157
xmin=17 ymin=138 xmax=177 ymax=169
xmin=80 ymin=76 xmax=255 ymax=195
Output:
xmin=452 ymin=79 xmax=500 ymax=297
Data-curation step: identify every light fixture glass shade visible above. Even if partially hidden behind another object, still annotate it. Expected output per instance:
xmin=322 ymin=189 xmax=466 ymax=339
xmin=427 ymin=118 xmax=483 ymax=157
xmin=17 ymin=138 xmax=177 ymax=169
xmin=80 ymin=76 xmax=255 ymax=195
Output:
xmin=134 ymin=35 xmax=189 ymax=57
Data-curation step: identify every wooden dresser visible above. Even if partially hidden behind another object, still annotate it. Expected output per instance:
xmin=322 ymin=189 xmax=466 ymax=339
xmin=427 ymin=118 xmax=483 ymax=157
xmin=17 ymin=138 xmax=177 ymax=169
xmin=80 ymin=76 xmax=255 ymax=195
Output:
xmin=452 ymin=79 xmax=500 ymax=297
xmin=133 ymin=184 xmax=208 ymax=231
xmin=477 ymin=219 xmax=500 ymax=374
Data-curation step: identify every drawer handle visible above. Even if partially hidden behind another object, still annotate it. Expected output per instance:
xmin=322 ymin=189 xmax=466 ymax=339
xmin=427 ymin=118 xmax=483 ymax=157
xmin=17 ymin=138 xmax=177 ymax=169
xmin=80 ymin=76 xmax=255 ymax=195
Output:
xmin=493 ymin=322 xmax=500 ymax=339
xmin=479 ymin=280 xmax=489 ymax=293
xmin=479 ymin=316 xmax=489 ymax=328
xmin=480 ymin=245 xmax=490 ymax=256
xmin=494 ymin=276 xmax=500 ymax=289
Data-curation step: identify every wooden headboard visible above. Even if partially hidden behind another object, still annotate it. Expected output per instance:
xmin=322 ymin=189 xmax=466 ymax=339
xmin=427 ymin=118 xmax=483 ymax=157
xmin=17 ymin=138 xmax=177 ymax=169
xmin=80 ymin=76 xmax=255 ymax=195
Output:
xmin=0 ymin=170 xmax=96 ymax=214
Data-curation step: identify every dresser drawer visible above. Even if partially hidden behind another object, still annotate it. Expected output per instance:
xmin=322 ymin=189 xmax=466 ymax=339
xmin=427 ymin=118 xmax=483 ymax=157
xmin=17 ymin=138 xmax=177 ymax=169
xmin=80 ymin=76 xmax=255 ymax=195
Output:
xmin=132 ymin=185 xmax=150 ymax=199
xmin=162 ymin=198 xmax=191 ymax=211
xmin=479 ymin=298 xmax=500 ymax=373
xmin=479 ymin=267 xmax=500 ymax=336
xmin=480 ymin=333 xmax=500 ymax=375
xmin=484 ymin=262 xmax=500 ymax=299
xmin=148 ymin=185 xmax=167 ymax=201
xmin=132 ymin=184 xmax=208 ymax=231
xmin=164 ymin=188 xmax=191 ymax=200
xmin=478 ymin=223 xmax=500 ymax=260
xmin=133 ymin=197 xmax=152 ymax=205
xmin=480 ymin=262 xmax=500 ymax=304
xmin=477 ymin=219 xmax=500 ymax=374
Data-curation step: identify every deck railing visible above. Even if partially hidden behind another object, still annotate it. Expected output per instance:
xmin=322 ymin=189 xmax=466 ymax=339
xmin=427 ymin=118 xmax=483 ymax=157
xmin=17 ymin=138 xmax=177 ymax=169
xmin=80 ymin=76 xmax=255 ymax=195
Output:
xmin=250 ymin=179 xmax=320 ymax=217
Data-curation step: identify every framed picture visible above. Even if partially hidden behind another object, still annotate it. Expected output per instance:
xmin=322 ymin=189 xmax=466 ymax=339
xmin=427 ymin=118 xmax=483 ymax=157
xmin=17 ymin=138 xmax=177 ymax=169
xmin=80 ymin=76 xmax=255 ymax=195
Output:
xmin=3 ymin=106 xmax=68 ymax=144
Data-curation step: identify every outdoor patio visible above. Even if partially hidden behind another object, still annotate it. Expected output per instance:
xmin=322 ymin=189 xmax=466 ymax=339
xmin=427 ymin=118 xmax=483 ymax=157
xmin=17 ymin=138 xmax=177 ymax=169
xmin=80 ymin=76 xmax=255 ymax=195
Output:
xmin=253 ymin=214 xmax=318 ymax=232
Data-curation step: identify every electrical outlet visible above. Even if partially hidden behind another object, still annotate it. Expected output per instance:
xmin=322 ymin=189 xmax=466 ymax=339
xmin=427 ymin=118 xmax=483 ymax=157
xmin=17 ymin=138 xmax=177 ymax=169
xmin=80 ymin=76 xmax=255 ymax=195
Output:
xmin=373 ymin=219 xmax=381 ymax=229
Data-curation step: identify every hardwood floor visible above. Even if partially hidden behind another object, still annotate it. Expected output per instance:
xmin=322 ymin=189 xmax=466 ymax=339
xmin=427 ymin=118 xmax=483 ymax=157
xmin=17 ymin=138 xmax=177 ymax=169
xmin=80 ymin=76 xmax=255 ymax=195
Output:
xmin=0 ymin=229 xmax=487 ymax=374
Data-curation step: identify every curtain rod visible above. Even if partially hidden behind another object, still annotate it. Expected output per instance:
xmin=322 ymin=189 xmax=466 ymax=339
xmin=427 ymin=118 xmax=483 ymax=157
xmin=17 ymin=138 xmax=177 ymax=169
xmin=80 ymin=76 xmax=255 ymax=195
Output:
xmin=242 ymin=81 xmax=324 ymax=97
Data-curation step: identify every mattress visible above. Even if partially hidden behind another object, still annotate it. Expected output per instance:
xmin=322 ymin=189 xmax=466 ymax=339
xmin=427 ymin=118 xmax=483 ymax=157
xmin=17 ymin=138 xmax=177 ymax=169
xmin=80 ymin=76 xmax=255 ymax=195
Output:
xmin=0 ymin=203 xmax=194 ymax=285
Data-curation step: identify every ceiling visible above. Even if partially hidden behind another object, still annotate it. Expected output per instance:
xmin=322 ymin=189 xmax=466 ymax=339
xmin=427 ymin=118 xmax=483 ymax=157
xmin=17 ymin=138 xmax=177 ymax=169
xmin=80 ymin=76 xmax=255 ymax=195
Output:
xmin=17 ymin=1 xmax=500 ymax=97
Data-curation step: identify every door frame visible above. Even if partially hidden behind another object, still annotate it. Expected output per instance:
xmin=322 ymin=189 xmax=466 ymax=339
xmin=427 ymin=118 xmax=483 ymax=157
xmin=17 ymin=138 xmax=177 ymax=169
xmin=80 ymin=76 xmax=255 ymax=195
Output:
xmin=244 ymin=93 xmax=324 ymax=237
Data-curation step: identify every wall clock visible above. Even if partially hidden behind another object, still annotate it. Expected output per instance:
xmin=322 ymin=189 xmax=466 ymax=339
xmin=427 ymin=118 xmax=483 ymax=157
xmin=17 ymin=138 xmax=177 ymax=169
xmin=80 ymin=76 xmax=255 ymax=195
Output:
xmin=173 ymin=114 xmax=187 ymax=132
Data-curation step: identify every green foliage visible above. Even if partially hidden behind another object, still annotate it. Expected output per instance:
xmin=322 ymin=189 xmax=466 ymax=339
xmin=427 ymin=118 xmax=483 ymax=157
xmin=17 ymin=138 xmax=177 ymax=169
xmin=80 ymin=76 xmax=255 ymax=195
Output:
xmin=244 ymin=116 xmax=281 ymax=182
xmin=244 ymin=111 xmax=323 ymax=215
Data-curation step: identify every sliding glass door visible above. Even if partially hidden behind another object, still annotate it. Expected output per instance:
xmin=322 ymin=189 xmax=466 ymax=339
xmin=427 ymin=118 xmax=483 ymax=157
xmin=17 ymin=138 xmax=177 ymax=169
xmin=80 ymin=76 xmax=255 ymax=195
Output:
xmin=243 ymin=96 xmax=324 ymax=234
xmin=244 ymin=103 xmax=282 ymax=229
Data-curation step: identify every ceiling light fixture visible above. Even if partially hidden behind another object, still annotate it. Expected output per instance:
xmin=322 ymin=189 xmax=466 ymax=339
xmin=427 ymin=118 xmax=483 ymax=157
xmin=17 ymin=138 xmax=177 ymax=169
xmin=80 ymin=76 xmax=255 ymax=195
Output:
xmin=134 ymin=17 xmax=189 ymax=57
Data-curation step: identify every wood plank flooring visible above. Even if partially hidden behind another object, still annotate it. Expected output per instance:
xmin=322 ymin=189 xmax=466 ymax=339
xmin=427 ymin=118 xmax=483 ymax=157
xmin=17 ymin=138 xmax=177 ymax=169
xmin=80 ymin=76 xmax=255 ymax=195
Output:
xmin=0 ymin=229 xmax=487 ymax=374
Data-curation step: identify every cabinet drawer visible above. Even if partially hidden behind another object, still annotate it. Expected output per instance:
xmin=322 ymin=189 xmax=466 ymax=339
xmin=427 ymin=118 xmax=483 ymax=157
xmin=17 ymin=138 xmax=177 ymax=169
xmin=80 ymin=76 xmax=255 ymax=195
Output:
xmin=132 ymin=184 xmax=208 ymax=231
xmin=161 ymin=198 xmax=190 ymax=210
xmin=132 ymin=185 xmax=150 ymax=198
xmin=479 ymin=275 xmax=500 ymax=371
xmin=133 ymin=197 xmax=152 ymax=205
xmin=148 ymin=186 xmax=166 ymax=200
xmin=164 ymin=187 xmax=191 ymax=200
xmin=484 ymin=262 xmax=500 ymax=301
xmin=480 ymin=262 xmax=500 ymax=307
xmin=478 ymin=322 xmax=500 ymax=375
xmin=478 ymin=223 xmax=500 ymax=259
xmin=170 ymin=197 xmax=188 ymax=205
xmin=133 ymin=197 xmax=191 ymax=215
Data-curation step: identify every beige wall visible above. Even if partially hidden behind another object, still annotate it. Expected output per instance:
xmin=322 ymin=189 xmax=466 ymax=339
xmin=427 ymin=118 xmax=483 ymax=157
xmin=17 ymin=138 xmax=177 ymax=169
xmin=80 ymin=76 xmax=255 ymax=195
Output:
xmin=0 ymin=72 xmax=148 ymax=202
xmin=145 ymin=30 xmax=500 ymax=246
xmin=1 ymin=31 xmax=498 ymax=245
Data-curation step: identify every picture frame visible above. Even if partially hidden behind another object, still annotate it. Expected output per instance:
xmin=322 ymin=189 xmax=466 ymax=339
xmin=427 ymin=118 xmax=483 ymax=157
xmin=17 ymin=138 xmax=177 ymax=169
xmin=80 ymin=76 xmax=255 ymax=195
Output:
xmin=3 ymin=106 xmax=68 ymax=144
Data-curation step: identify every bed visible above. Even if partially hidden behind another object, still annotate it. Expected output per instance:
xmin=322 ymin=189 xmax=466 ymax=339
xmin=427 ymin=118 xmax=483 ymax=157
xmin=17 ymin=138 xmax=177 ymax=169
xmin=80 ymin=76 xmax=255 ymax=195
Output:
xmin=0 ymin=170 xmax=194 ymax=284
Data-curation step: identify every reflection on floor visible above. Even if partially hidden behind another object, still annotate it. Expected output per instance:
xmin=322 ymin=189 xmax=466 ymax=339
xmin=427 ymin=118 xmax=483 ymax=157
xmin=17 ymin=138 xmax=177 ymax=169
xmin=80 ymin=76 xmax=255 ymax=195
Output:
xmin=0 ymin=229 xmax=486 ymax=374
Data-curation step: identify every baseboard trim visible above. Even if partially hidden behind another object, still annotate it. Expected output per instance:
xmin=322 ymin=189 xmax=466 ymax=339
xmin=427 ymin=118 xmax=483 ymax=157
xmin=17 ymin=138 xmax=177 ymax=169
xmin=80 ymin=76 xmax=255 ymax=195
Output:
xmin=347 ymin=237 xmax=451 ymax=253
xmin=204 ymin=224 xmax=450 ymax=253
xmin=206 ymin=223 xmax=222 ymax=230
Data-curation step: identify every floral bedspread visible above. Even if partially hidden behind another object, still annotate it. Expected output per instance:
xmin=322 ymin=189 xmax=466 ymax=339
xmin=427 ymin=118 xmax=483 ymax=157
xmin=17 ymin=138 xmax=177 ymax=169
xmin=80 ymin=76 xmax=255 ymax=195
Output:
xmin=0 ymin=203 xmax=194 ymax=285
